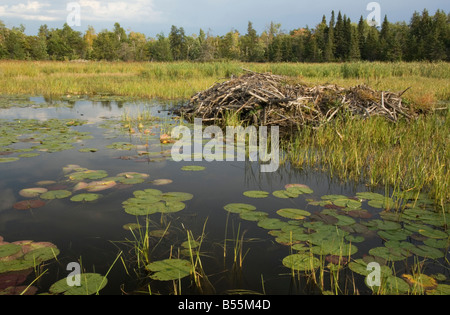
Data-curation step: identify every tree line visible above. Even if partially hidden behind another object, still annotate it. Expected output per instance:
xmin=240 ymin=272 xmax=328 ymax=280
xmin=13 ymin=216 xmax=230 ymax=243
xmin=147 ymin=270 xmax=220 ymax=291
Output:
xmin=0 ymin=9 xmax=448 ymax=63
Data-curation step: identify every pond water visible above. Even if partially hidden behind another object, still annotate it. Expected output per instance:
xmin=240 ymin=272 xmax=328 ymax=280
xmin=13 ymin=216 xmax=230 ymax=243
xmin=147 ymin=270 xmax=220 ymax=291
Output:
xmin=0 ymin=97 xmax=448 ymax=295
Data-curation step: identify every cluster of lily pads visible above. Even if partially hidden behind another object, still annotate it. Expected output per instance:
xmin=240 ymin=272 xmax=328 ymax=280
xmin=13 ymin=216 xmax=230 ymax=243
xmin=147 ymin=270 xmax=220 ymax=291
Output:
xmin=0 ymin=118 xmax=91 ymax=164
xmin=224 ymin=184 xmax=449 ymax=294
xmin=0 ymin=236 xmax=60 ymax=295
xmin=12 ymin=164 xmax=174 ymax=210
xmin=122 ymin=189 xmax=193 ymax=216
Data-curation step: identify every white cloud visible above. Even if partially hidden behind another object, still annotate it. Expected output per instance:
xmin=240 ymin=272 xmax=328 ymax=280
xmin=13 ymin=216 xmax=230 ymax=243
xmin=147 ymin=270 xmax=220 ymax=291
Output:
xmin=0 ymin=0 xmax=163 ymax=23
xmin=78 ymin=0 xmax=163 ymax=22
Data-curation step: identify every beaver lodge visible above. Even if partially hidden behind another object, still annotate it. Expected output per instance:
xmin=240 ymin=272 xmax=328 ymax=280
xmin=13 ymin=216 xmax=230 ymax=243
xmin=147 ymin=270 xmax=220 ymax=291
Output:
xmin=177 ymin=70 xmax=416 ymax=132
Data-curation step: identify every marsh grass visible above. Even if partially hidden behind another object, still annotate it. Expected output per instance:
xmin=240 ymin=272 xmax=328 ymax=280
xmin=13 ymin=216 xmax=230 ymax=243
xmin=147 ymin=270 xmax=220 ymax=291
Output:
xmin=283 ymin=110 xmax=450 ymax=210
xmin=0 ymin=61 xmax=448 ymax=107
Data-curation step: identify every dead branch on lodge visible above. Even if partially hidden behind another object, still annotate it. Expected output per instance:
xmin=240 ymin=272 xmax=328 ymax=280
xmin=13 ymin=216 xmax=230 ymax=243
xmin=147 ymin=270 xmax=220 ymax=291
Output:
xmin=176 ymin=69 xmax=416 ymax=132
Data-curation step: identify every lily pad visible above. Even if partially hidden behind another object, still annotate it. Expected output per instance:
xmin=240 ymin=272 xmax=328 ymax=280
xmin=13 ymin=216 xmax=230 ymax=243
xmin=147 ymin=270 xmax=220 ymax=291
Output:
xmin=152 ymin=179 xmax=173 ymax=186
xmin=0 ymin=157 xmax=19 ymax=163
xmin=410 ymin=245 xmax=444 ymax=259
xmin=13 ymin=200 xmax=46 ymax=210
xmin=223 ymin=203 xmax=256 ymax=214
xmin=277 ymin=209 xmax=311 ymax=220
xmin=181 ymin=165 xmax=206 ymax=171
xmin=285 ymin=185 xmax=314 ymax=195
xmin=273 ymin=190 xmax=298 ymax=199
xmin=239 ymin=211 xmax=269 ymax=222
xmin=86 ymin=181 xmax=117 ymax=192
xmin=418 ymin=228 xmax=448 ymax=239
xmin=257 ymin=218 xmax=288 ymax=230
xmin=68 ymin=170 xmax=108 ymax=181
xmin=40 ymin=190 xmax=72 ymax=200
xmin=49 ymin=273 xmax=108 ymax=295
xmin=145 ymin=259 xmax=192 ymax=281
xmin=282 ymin=253 xmax=321 ymax=272
xmin=0 ymin=244 xmax=22 ymax=259
xmin=70 ymin=194 xmax=101 ymax=202
xmin=243 ymin=191 xmax=270 ymax=199
xmin=159 ymin=192 xmax=194 ymax=202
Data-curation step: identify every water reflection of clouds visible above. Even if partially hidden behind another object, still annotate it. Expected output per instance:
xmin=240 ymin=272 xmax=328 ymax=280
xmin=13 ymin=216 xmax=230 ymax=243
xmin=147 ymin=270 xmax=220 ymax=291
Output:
xmin=0 ymin=99 xmax=172 ymax=123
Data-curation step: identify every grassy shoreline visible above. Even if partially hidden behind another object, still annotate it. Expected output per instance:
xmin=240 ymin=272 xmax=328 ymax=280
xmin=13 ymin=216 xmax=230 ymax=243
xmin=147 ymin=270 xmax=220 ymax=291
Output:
xmin=0 ymin=60 xmax=449 ymax=108
xmin=1 ymin=60 xmax=448 ymax=208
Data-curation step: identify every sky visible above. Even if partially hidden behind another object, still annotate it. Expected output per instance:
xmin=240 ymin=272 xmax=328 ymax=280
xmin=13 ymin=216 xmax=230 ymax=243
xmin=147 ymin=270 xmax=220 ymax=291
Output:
xmin=0 ymin=0 xmax=448 ymax=37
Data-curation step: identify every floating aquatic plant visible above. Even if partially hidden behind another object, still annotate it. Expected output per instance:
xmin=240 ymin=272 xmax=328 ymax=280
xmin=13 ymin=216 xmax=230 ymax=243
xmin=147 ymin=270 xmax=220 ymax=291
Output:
xmin=243 ymin=191 xmax=270 ymax=199
xmin=145 ymin=259 xmax=192 ymax=281
xmin=70 ymin=194 xmax=102 ymax=202
xmin=49 ymin=273 xmax=108 ymax=295
xmin=13 ymin=200 xmax=46 ymax=210
xmin=40 ymin=190 xmax=72 ymax=200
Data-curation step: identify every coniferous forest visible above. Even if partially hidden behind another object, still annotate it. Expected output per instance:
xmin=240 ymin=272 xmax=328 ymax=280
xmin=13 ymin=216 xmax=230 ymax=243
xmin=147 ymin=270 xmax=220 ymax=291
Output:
xmin=0 ymin=9 xmax=448 ymax=63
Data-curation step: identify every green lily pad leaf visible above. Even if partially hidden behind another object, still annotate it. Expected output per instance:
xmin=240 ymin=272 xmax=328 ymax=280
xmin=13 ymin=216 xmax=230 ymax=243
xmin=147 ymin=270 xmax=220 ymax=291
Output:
xmin=427 ymin=284 xmax=450 ymax=295
xmin=0 ymin=244 xmax=22 ymax=259
xmin=321 ymin=195 xmax=348 ymax=201
xmin=159 ymin=192 xmax=194 ymax=202
xmin=19 ymin=188 xmax=48 ymax=198
xmin=181 ymin=165 xmax=206 ymax=171
xmin=277 ymin=208 xmax=311 ymax=220
xmin=49 ymin=273 xmax=108 ymax=295
xmin=79 ymin=148 xmax=98 ymax=153
xmin=133 ymin=189 xmax=162 ymax=198
xmin=418 ymin=228 xmax=448 ymax=239
xmin=40 ymin=190 xmax=72 ymax=200
xmin=370 ymin=219 xmax=402 ymax=231
xmin=181 ymin=240 xmax=200 ymax=249
xmin=155 ymin=201 xmax=186 ymax=213
xmin=0 ymin=259 xmax=35 ymax=273
xmin=68 ymin=170 xmax=108 ymax=181
xmin=282 ymin=253 xmax=321 ymax=272
xmin=257 ymin=218 xmax=288 ymax=230
xmin=223 ymin=203 xmax=256 ymax=214
xmin=0 ymin=157 xmax=19 ymax=163
xmin=378 ymin=229 xmax=411 ymax=241
xmin=122 ymin=223 xmax=143 ymax=231
xmin=410 ymin=245 xmax=444 ymax=259
xmin=243 ymin=191 xmax=270 ymax=199
xmin=345 ymin=235 xmax=365 ymax=243
xmin=273 ymin=190 xmax=298 ymax=199
xmin=285 ymin=185 xmax=314 ymax=195
xmin=423 ymin=238 xmax=449 ymax=249
xmin=348 ymin=259 xmax=392 ymax=277
xmin=333 ymin=198 xmax=362 ymax=209
xmin=70 ymin=194 xmax=101 ymax=202
xmin=356 ymin=192 xmax=385 ymax=200
xmin=239 ymin=211 xmax=268 ymax=222
xmin=24 ymin=247 xmax=60 ymax=263
xmin=369 ymin=247 xmax=411 ymax=262
xmin=334 ymin=215 xmax=356 ymax=226
xmin=368 ymin=275 xmax=411 ymax=295
xmin=145 ymin=259 xmax=192 ymax=281
xmin=18 ymin=153 xmax=40 ymax=158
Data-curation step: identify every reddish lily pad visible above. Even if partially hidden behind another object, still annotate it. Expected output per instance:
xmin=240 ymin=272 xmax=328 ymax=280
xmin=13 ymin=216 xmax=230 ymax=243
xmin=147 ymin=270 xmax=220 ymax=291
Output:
xmin=13 ymin=200 xmax=46 ymax=210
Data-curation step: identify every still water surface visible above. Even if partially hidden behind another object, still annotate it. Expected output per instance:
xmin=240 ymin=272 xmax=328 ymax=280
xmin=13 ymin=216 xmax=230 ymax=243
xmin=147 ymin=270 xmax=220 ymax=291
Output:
xmin=0 ymin=98 xmax=446 ymax=295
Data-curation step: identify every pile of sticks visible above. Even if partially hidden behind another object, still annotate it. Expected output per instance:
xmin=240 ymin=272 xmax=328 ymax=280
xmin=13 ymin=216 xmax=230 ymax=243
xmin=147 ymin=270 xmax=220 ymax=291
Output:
xmin=177 ymin=70 xmax=415 ymax=129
